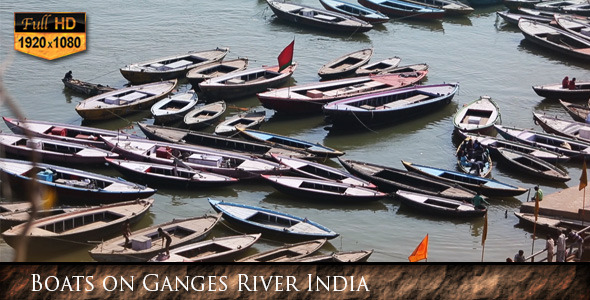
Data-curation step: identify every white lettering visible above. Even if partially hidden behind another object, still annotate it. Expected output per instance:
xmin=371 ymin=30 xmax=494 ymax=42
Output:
xmin=45 ymin=276 xmax=59 ymax=292
xmin=85 ymin=276 xmax=94 ymax=291
xmin=238 ymin=274 xmax=253 ymax=291
xmin=143 ymin=274 xmax=158 ymax=292
xmin=287 ymin=276 xmax=299 ymax=291
xmin=218 ymin=276 xmax=227 ymax=292
xmin=102 ymin=276 xmax=117 ymax=292
xmin=190 ymin=276 xmax=205 ymax=291
xmin=32 ymin=274 xmax=42 ymax=291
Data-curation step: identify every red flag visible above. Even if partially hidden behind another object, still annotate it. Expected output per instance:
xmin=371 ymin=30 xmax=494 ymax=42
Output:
xmin=580 ymin=159 xmax=587 ymax=190
xmin=277 ymin=40 xmax=294 ymax=72
xmin=482 ymin=211 xmax=488 ymax=246
xmin=408 ymin=234 xmax=428 ymax=262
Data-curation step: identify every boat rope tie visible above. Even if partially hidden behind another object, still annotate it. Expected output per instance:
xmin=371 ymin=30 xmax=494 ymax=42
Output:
xmin=350 ymin=109 xmax=377 ymax=133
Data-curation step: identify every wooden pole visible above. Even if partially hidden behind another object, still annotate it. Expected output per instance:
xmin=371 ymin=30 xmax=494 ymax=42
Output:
xmin=531 ymin=221 xmax=536 ymax=262
xmin=481 ymin=243 xmax=485 ymax=262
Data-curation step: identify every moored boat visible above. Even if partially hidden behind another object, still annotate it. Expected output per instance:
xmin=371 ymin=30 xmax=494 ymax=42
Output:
xmin=395 ymin=190 xmax=487 ymax=218
xmin=503 ymin=0 xmax=543 ymax=11
xmin=514 ymin=212 xmax=589 ymax=236
xmin=358 ymin=0 xmax=445 ymax=20
xmin=89 ymin=214 xmax=222 ymax=262
xmin=236 ymin=239 xmax=327 ymax=262
xmin=456 ymin=138 xmax=493 ymax=178
xmin=319 ymin=0 xmax=390 ymax=23
xmin=533 ymin=112 xmax=590 ymax=143
xmin=0 ymin=158 xmax=156 ymax=204
xmin=355 ymin=56 xmax=402 ymax=76
xmin=106 ymin=159 xmax=239 ymax=188
xmin=271 ymin=153 xmax=376 ymax=188
xmin=208 ymin=198 xmax=339 ymax=241
xmin=495 ymin=147 xmax=570 ymax=182
xmin=338 ymin=158 xmax=477 ymax=201
xmin=266 ymin=0 xmax=373 ymax=33
xmin=62 ymin=78 xmax=115 ymax=96
xmin=183 ymin=101 xmax=226 ymax=129
xmin=149 ymin=233 xmax=261 ymax=262
xmin=198 ymin=64 xmax=297 ymax=101
xmin=237 ymin=128 xmax=345 ymax=157
xmin=214 ymin=111 xmax=266 ymax=136
xmin=257 ymin=71 xmax=427 ymax=114
xmin=453 ymin=95 xmax=501 ymax=134
xmin=120 ymin=48 xmax=229 ymax=84
xmin=323 ymin=83 xmax=458 ymax=129
xmin=1 ymin=198 xmax=154 ymax=251
xmin=559 ymin=99 xmax=590 ymax=122
xmin=186 ymin=58 xmax=249 ymax=88
xmin=401 ymin=160 xmax=528 ymax=197
xmin=518 ymin=19 xmax=590 ymax=62
xmin=75 ymin=80 xmax=177 ymax=121
xmin=261 ymin=175 xmax=388 ymax=202
xmin=0 ymin=202 xmax=94 ymax=232
xmin=150 ymin=91 xmax=198 ymax=124
xmin=404 ymin=0 xmax=474 ymax=15
xmin=137 ymin=123 xmax=315 ymax=160
xmin=534 ymin=0 xmax=585 ymax=12
xmin=496 ymin=10 xmax=553 ymax=26
xmin=532 ymin=80 xmax=590 ymax=101
xmin=287 ymin=249 xmax=374 ymax=262
xmin=555 ymin=16 xmax=590 ymax=41
xmin=318 ymin=48 xmax=373 ymax=79
xmin=0 ymin=133 xmax=119 ymax=165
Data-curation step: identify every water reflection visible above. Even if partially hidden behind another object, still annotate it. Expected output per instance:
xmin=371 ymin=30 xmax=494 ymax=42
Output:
xmin=393 ymin=19 xmax=444 ymax=33
xmin=517 ymin=39 xmax=590 ymax=69
xmin=396 ymin=203 xmax=484 ymax=225
xmin=266 ymin=18 xmax=372 ymax=43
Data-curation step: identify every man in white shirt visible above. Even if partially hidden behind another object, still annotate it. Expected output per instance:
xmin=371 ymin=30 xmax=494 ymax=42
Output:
xmin=545 ymin=235 xmax=555 ymax=262
xmin=556 ymin=231 xmax=566 ymax=262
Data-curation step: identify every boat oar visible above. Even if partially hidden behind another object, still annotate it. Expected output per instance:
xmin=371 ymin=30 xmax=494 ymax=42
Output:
xmin=228 ymin=105 xmax=250 ymax=111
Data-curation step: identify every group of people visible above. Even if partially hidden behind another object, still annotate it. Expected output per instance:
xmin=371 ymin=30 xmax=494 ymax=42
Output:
xmin=458 ymin=138 xmax=489 ymax=176
xmin=508 ymin=228 xmax=585 ymax=262
xmin=562 ymin=76 xmax=577 ymax=90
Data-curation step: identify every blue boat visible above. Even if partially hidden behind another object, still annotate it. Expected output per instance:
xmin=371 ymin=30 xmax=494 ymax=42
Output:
xmin=358 ymin=0 xmax=445 ymax=20
xmin=320 ymin=0 xmax=390 ymax=23
xmin=208 ymin=198 xmax=339 ymax=241
xmin=401 ymin=161 xmax=528 ymax=197
xmin=237 ymin=128 xmax=344 ymax=157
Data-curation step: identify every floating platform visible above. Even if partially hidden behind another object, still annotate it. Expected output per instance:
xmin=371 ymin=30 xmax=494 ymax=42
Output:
xmin=520 ymin=185 xmax=590 ymax=222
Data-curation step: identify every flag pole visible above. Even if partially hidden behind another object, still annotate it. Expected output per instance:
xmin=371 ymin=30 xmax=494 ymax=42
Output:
xmin=481 ymin=211 xmax=487 ymax=262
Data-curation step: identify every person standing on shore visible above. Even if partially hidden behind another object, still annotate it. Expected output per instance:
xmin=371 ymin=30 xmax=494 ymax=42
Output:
xmin=545 ymin=235 xmax=555 ymax=262
xmin=556 ymin=231 xmax=567 ymax=262
xmin=567 ymin=229 xmax=584 ymax=260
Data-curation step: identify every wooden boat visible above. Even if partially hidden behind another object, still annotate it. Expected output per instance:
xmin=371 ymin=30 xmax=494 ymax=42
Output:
xmin=518 ymin=7 xmax=561 ymax=17
xmin=496 ymin=10 xmax=553 ymax=26
xmin=257 ymin=71 xmax=427 ymax=114
xmin=119 ymin=48 xmax=229 ymax=84
xmin=183 ymin=101 xmax=226 ymax=129
xmin=261 ymin=175 xmax=388 ymax=202
xmin=266 ymin=0 xmax=373 ymax=33
xmin=559 ymin=99 xmax=590 ymax=122
xmin=62 ymin=78 xmax=115 ymax=96
xmin=137 ymin=123 xmax=315 ymax=160
xmin=514 ymin=212 xmax=589 ymax=236
xmin=271 ymin=153 xmax=376 ymax=188
xmin=365 ymin=63 xmax=429 ymax=76
xmin=0 ymin=133 xmax=119 ymax=165
xmin=1 ymin=198 xmax=153 ymax=251
xmin=106 ymin=159 xmax=239 ymax=187
xmin=101 ymin=136 xmax=288 ymax=180
xmin=2 ymin=116 xmax=141 ymax=150
xmin=149 ymin=233 xmax=261 ymax=262
xmin=319 ymin=0 xmax=390 ymax=23
xmin=208 ymin=199 xmax=339 ymax=241
xmin=503 ymin=0 xmax=543 ymax=11
xmin=532 ymin=80 xmax=590 ymax=101
xmin=198 ymin=64 xmax=297 ymax=101
xmin=403 ymin=0 xmax=474 ymax=15
xmin=401 ymin=161 xmax=528 ymax=197
xmin=237 ymin=128 xmax=345 ymax=157
xmin=395 ymin=190 xmax=487 ymax=218
xmin=494 ymin=124 xmax=590 ymax=160
xmin=186 ymin=58 xmax=249 ymax=88
xmin=318 ymin=48 xmax=373 ymax=80
xmin=236 ymin=239 xmax=326 ymax=262
xmin=88 ymin=214 xmax=222 ymax=262
xmin=533 ymin=112 xmax=590 ymax=143
xmin=518 ymin=19 xmax=590 ymax=62
xmin=453 ymin=95 xmax=501 ymax=135
xmin=214 ymin=111 xmax=266 ymax=136
xmin=338 ymin=158 xmax=477 ymax=201
xmin=495 ymin=147 xmax=570 ymax=182
xmin=355 ymin=57 xmax=401 ymax=76
xmin=150 ymin=91 xmax=198 ymax=124
xmin=465 ymin=0 xmax=502 ymax=6
xmin=456 ymin=131 xmax=570 ymax=163
xmin=288 ymin=249 xmax=373 ymax=262
xmin=323 ymin=83 xmax=458 ymax=129
xmin=75 ymin=80 xmax=177 ymax=121
xmin=555 ymin=16 xmax=590 ymax=41
xmin=534 ymin=0 xmax=584 ymax=12
xmin=0 ymin=158 xmax=157 ymax=204
xmin=0 ymin=202 xmax=94 ymax=232
xmin=358 ymin=0 xmax=445 ymax=20
xmin=456 ymin=138 xmax=493 ymax=178
xmin=562 ymin=2 xmax=590 ymax=16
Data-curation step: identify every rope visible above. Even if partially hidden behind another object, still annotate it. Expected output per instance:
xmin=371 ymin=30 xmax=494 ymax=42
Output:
xmin=85 ymin=69 xmax=120 ymax=82
xmin=350 ymin=109 xmax=378 ymax=133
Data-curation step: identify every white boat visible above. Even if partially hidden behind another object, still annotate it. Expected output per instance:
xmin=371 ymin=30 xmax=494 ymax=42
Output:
xmin=151 ymin=91 xmax=198 ymax=124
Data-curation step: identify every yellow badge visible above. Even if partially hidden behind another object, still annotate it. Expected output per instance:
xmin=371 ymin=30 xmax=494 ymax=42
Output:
xmin=14 ymin=12 xmax=86 ymax=60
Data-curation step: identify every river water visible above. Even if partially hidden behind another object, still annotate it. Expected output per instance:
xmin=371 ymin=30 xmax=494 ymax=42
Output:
xmin=1 ymin=0 xmax=589 ymax=262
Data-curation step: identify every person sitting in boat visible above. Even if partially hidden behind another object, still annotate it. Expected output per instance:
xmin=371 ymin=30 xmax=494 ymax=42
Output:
xmin=458 ymin=149 xmax=471 ymax=168
xmin=469 ymin=160 xmax=484 ymax=176
xmin=568 ymin=78 xmax=577 ymax=90
xmin=531 ymin=185 xmax=543 ymax=202
xmin=470 ymin=192 xmax=489 ymax=209
xmin=562 ymin=76 xmax=569 ymax=88
xmin=63 ymin=70 xmax=73 ymax=81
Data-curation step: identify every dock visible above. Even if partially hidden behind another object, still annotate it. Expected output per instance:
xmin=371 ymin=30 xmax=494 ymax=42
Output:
xmin=520 ymin=186 xmax=590 ymax=222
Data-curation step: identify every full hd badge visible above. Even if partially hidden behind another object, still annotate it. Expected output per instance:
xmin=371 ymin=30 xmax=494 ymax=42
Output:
xmin=14 ymin=12 xmax=86 ymax=60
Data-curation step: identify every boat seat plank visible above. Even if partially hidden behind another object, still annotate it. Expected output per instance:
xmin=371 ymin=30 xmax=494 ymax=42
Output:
xmin=289 ymin=222 xmax=329 ymax=234
xmin=221 ymin=206 xmax=258 ymax=220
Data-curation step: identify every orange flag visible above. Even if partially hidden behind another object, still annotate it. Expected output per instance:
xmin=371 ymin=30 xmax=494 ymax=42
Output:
xmin=482 ymin=211 xmax=488 ymax=246
xmin=408 ymin=234 xmax=428 ymax=262
xmin=277 ymin=40 xmax=294 ymax=72
xmin=580 ymin=159 xmax=587 ymax=191
xmin=534 ymin=193 xmax=540 ymax=222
